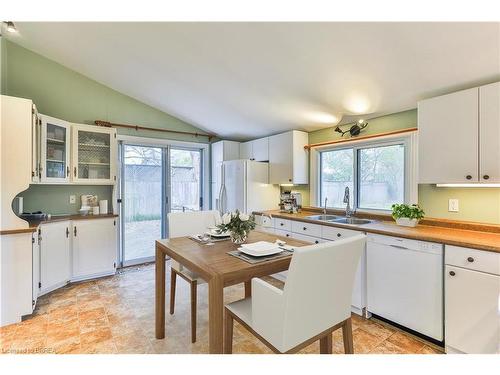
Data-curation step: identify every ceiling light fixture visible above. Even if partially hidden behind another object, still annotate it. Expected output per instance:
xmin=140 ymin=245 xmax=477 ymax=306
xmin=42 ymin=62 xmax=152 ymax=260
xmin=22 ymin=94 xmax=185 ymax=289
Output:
xmin=5 ymin=21 xmax=17 ymax=33
xmin=334 ymin=119 xmax=369 ymax=137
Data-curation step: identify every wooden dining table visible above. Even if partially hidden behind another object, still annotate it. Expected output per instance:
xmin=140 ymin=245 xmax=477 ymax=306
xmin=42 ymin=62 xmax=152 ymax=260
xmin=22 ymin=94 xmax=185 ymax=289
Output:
xmin=155 ymin=231 xmax=308 ymax=354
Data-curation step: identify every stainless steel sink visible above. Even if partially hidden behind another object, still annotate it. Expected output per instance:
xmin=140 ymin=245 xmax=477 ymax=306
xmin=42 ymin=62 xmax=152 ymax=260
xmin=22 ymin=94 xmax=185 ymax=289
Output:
xmin=305 ymin=214 xmax=342 ymax=221
xmin=332 ymin=218 xmax=373 ymax=225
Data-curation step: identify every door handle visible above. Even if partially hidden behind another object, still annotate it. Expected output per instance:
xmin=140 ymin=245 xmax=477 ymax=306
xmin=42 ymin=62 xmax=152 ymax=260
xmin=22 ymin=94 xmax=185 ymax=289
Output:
xmin=74 ymin=226 xmax=77 ymax=237
xmin=66 ymin=166 xmax=70 ymax=177
xmin=74 ymin=167 xmax=77 ymax=177
xmin=66 ymin=227 xmax=69 ymax=238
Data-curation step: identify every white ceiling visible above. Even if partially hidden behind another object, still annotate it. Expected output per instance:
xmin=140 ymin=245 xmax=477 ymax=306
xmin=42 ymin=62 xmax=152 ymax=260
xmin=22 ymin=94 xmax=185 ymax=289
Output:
xmin=8 ymin=22 xmax=500 ymax=140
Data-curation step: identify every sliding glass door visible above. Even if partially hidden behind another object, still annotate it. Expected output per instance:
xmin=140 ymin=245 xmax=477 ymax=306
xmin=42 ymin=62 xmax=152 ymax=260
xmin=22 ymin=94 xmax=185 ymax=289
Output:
xmin=121 ymin=144 xmax=164 ymax=265
xmin=119 ymin=142 xmax=205 ymax=267
xmin=170 ymin=148 xmax=203 ymax=213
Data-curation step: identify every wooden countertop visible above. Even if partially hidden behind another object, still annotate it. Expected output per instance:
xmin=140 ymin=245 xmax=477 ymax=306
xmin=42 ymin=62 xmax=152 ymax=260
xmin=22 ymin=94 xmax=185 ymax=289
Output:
xmin=0 ymin=214 xmax=119 ymax=236
xmin=254 ymin=210 xmax=500 ymax=253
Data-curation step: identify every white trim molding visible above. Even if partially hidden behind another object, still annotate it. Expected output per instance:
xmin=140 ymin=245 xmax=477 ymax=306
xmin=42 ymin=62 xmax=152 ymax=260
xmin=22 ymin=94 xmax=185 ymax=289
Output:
xmin=310 ymin=130 xmax=418 ymax=212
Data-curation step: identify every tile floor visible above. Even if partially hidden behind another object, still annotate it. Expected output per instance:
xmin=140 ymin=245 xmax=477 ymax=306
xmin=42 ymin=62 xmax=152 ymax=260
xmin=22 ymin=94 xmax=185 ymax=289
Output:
xmin=0 ymin=262 xmax=443 ymax=354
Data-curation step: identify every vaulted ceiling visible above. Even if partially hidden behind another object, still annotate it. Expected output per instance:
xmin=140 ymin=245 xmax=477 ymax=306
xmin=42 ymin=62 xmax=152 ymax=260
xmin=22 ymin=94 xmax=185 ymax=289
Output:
xmin=8 ymin=22 xmax=500 ymax=140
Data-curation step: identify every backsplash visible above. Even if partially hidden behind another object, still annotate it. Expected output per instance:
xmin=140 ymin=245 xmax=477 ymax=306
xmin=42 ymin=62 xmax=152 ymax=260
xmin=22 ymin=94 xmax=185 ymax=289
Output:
xmin=16 ymin=184 xmax=114 ymax=215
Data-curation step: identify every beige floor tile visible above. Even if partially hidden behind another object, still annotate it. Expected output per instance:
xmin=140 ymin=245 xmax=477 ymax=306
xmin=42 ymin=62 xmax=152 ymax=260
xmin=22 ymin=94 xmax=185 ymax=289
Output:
xmin=1 ymin=263 xmax=443 ymax=355
xmin=386 ymin=331 xmax=425 ymax=353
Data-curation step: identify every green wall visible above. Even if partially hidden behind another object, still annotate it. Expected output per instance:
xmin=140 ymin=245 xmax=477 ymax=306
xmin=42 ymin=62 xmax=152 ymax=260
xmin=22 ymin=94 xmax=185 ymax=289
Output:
xmin=309 ymin=109 xmax=417 ymax=144
xmin=307 ymin=110 xmax=500 ymax=224
xmin=2 ymin=39 xmax=210 ymax=215
xmin=1 ymin=40 xmax=209 ymax=143
xmin=18 ymin=185 xmax=113 ymax=216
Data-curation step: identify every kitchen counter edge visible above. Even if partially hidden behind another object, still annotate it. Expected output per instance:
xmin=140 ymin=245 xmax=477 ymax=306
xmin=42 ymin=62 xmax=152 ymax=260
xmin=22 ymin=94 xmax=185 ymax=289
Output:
xmin=254 ymin=210 xmax=500 ymax=253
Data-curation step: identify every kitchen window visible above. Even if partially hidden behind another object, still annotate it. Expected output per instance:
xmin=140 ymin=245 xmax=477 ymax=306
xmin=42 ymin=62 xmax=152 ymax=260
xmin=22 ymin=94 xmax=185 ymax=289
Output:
xmin=314 ymin=133 xmax=417 ymax=212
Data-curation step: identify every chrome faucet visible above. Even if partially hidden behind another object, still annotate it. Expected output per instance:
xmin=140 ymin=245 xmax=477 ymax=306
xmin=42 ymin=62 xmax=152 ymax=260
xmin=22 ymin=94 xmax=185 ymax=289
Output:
xmin=323 ymin=197 xmax=328 ymax=214
xmin=343 ymin=187 xmax=354 ymax=218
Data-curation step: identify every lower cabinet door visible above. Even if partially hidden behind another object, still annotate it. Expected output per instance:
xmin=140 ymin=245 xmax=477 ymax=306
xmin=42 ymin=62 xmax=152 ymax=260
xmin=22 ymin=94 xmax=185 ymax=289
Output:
xmin=72 ymin=218 xmax=117 ymax=281
xmin=40 ymin=221 xmax=71 ymax=295
xmin=445 ymin=265 xmax=500 ymax=354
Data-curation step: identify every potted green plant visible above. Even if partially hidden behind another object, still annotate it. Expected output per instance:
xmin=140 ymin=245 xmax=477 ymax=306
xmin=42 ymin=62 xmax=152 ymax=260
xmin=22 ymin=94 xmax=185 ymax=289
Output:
xmin=216 ymin=210 xmax=256 ymax=244
xmin=391 ymin=203 xmax=425 ymax=227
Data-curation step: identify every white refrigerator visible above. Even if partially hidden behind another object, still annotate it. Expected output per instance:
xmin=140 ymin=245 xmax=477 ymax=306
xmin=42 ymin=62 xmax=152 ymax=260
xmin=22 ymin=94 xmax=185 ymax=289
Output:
xmin=215 ymin=160 xmax=279 ymax=214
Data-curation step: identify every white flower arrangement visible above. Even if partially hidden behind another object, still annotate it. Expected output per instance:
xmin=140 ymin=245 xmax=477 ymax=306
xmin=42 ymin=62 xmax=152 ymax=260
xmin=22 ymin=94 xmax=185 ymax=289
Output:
xmin=216 ymin=210 xmax=256 ymax=243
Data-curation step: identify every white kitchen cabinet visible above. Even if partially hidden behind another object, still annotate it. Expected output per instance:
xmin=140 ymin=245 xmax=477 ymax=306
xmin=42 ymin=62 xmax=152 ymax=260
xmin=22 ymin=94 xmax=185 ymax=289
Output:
xmin=445 ymin=245 xmax=500 ymax=354
xmin=71 ymin=218 xmax=117 ymax=281
xmin=0 ymin=232 xmax=35 ymax=326
xmin=32 ymin=231 xmax=40 ymax=308
xmin=72 ymin=124 xmax=117 ymax=184
xmin=239 ymin=141 xmax=252 ymax=159
xmin=290 ymin=232 xmax=325 ymax=244
xmin=39 ymin=221 xmax=71 ymax=295
xmin=240 ymin=138 xmax=269 ymax=161
xmin=269 ymin=130 xmax=309 ymax=184
xmin=418 ymin=82 xmax=500 ymax=184
xmin=40 ymin=115 xmax=72 ymax=183
xmin=31 ymin=106 xmax=41 ymax=183
xmin=479 ymin=82 xmax=500 ymax=182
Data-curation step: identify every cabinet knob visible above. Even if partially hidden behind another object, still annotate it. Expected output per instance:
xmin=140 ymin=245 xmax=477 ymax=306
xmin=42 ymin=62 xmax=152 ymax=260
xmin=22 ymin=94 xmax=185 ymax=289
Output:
xmin=288 ymin=179 xmax=292 ymax=182
xmin=337 ymin=233 xmax=341 ymax=237
xmin=449 ymin=271 xmax=456 ymax=276
xmin=286 ymin=234 xmax=290 ymax=237
xmin=315 ymin=240 xmax=319 ymax=244
xmin=280 ymin=223 xmax=284 ymax=226
xmin=466 ymin=175 xmax=472 ymax=180
xmin=467 ymin=257 xmax=474 ymax=263
xmin=303 ymin=227 xmax=307 ymax=231
xmin=483 ymin=175 xmax=490 ymax=180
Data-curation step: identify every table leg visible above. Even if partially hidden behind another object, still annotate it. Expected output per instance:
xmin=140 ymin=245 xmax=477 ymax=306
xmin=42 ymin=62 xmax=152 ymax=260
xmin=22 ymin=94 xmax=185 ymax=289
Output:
xmin=208 ymin=276 xmax=224 ymax=353
xmin=155 ymin=244 xmax=166 ymax=339
xmin=244 ymin=280 xmax=252 ymax=298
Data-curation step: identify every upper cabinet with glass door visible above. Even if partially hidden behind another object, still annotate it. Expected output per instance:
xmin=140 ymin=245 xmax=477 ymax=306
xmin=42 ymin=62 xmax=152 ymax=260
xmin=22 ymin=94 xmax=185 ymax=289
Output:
xmin=71 ymin=124 xmax=117 ymax=184
xmin=40 ymin=115 xmax=71 ymax=183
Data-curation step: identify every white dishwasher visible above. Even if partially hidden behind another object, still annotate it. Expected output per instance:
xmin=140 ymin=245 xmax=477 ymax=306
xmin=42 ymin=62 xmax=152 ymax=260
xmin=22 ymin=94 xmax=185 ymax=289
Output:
xmin=367 ymin=234 xmax=443 ymax=341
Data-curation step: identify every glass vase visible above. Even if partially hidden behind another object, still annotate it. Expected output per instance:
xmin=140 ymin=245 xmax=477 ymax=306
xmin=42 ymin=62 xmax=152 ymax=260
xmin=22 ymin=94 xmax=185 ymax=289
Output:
xmin=230 ymin=231 xmax=247 ymax=244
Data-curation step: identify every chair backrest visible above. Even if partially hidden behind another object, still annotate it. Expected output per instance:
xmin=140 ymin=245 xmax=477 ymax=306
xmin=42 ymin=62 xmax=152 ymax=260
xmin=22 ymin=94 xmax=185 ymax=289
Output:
xmin=167 ymin=210 xmax=221 ymax=238
xmin=281 ymin=234 xmax=366 ymax=350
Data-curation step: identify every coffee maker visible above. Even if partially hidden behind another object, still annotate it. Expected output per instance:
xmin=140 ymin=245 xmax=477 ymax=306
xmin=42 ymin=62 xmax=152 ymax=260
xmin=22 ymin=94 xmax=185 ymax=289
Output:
xmin=279 ymin=191 xmax=302 ymax=213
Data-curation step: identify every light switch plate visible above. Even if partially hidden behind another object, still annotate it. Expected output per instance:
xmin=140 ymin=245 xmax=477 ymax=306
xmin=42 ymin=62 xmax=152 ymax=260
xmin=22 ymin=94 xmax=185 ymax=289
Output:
xmin=69 ymin=195 xmax=76 ymax=204
xmin=448 ymin=199 xmax=459 ymax=212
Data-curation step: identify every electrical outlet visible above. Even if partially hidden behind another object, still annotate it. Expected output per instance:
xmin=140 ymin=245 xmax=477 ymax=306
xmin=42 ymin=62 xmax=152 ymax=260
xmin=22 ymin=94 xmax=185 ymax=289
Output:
xmin=448 ymin=199 xmax=459 ymax=212
xmin=69 ymin=195 xmax=76 ymax=204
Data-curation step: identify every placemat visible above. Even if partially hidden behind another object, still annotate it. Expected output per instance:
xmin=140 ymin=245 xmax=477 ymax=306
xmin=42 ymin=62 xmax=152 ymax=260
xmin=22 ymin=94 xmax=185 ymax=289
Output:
xmin=227 ymin=249 xmax=293 ymax=264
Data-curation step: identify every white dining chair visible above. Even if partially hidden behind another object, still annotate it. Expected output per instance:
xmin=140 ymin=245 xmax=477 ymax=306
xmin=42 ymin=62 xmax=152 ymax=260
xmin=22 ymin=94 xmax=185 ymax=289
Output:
xmin=167 ymin=210 xmax=221 ymax=343
xmin=223 ymin=234 xmax=366 ymax=354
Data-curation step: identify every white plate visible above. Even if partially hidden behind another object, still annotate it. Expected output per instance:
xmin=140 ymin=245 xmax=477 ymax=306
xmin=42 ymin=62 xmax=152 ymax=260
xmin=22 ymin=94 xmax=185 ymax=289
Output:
xmin=238 ymin=241 xmax=283 ymax=257
xmin=240 ymin=241 xmax=277 ymax=251
xmin=205 ymin=229 xmax=230 ymax=238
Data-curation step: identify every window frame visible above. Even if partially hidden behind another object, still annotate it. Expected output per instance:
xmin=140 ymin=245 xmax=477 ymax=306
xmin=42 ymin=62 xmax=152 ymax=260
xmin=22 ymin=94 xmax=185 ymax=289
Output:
xmin=311 ymin=131 xmax=418 ymax=214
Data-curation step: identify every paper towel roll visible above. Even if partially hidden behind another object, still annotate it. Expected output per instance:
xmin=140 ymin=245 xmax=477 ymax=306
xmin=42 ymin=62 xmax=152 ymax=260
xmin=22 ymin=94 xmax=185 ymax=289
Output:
xmin=99 ymin=200 xmax=108 ymax=215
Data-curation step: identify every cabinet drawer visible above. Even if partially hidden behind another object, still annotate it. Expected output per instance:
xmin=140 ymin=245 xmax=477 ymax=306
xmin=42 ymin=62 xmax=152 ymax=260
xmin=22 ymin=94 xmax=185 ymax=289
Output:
xmin=291 ymin=221 xmax=322 ymax=237
xmin=445 ymin=245 xmax=500 ymax=275
xmin=275 ymin=229 xmax=292 ymax=239
xmin=274 ymin=218 xmax=291 ymax=231
xmin=322 ymin=225 xmax=360 ymax=241
xmin=290 ymin=232 xmax=325 ymax=244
